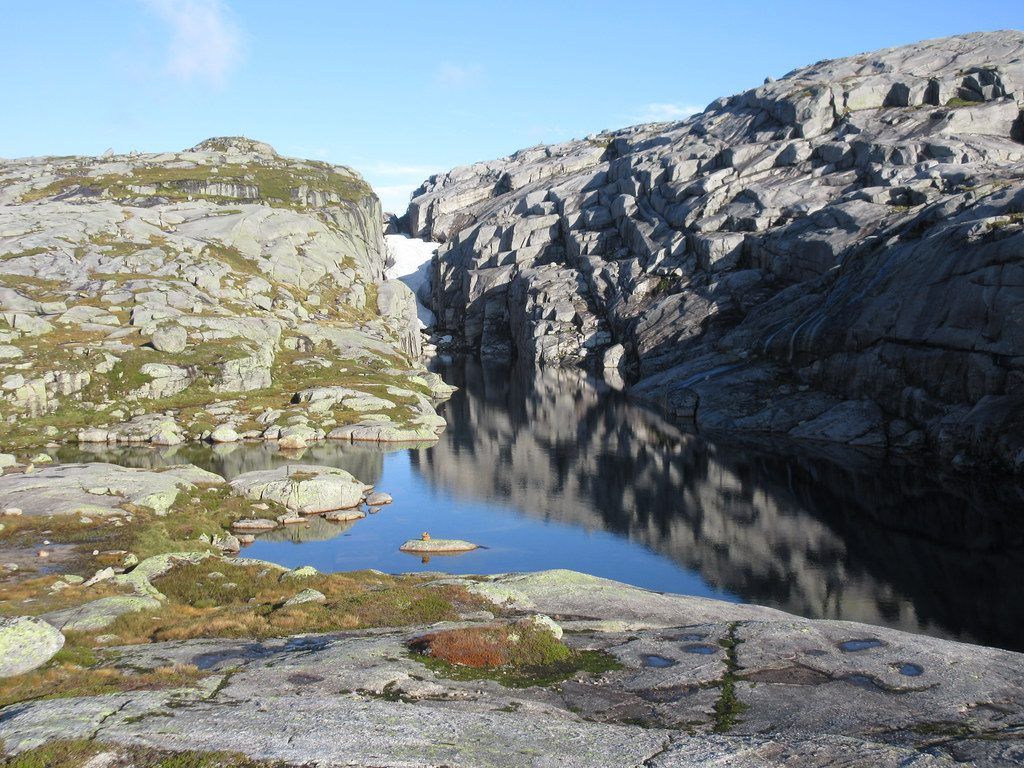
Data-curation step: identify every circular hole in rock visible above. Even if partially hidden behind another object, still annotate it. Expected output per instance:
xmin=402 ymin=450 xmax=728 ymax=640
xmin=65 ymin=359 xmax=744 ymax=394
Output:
xmin=896 ymin=662 xmax=923 ymax=677
xmin=681 ymin=643 xmax=718 ymax=655
xmin=643 ymin=654 xmax=676 ymax=668
xmin=838 ymin=638 xmax=884 ymax=652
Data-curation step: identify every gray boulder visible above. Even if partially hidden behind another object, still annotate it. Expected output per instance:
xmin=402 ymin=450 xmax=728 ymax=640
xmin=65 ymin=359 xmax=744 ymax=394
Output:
xmin=0 ymin=616 xmax=65 ymax=677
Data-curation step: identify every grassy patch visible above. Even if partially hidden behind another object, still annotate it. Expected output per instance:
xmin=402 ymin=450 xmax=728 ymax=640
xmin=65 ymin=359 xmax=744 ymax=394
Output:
xmin=988 ymin=212 xmax=1024 ymax=230
xmin=0 ymin=575 xmax=127 ymax=618
xmin=409 ymin=621 xmax=623 ymax=688
xmin=20 ymin=160 xmax=371 ymax=210
xmin=945 ymin=96 xmax=983 ymax=108
xmin=0 ymin=642 xmax=203 ymax=709
xmin=93 ymin=558 xmax=492 ymax=645
xmin=712 ymin=622 xmax=749 ymax=733
xmin=0 ymin=740 xmax=292 ymax=768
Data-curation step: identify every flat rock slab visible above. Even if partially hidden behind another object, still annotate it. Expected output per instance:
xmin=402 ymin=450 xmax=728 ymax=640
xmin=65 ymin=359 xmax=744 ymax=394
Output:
xmin=0 ymin=463 xmax=224 ymax=516
xmin=229 ymin=463 xmax=364 ymax=513
xmin=400 ymin=538 xmax=478 ymax=553
xmin=41 ymin=595 xmax=162 ymax=632
xmin=457 ymin=569 xmax=783 ymax=628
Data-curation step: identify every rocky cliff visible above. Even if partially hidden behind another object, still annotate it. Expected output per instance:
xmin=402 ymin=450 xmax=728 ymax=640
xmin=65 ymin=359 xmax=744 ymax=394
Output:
xmin=0 ymin=137 xmax=453 ymax=454
xmin=407 ymin=31 xmax=1024 ymax=472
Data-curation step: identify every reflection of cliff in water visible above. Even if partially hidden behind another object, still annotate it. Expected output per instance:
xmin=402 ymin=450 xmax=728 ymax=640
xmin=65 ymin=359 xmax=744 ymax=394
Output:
xmin=416 ymin=358 xmax=1024 ymax=650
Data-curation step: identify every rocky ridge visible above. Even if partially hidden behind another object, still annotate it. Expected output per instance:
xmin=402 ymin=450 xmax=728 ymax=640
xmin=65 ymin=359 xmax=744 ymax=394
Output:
xmin=407 ymin=32 xmax=1024 ymax=471
xmin=0 ymin=136 xmax=453 ymax=454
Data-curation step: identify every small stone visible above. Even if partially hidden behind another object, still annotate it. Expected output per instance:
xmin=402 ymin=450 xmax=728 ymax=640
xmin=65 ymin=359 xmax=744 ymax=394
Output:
xmin=281 ymin=565 xmax=319 ymax=580
xmin=324 ymin=509 xmax=365 ymax=522
xmin=365 ymin=491 xmax=392 ymax=506
xmin=278 ymin=434 xmax=307 ymax=450
xmin=284 ymin=588 xmax=327 ymax=607
xmin=399 ymin=538 xmax=479 ymax=554
xmin=2 ymin=508 xmax=22 ymax=517
xmin=150 ymin=325 xmax=188 ymax=354
xmin=84 ymin=567 xmax=116 ymax=587
xmin=209 ymin=426 xmax=240 ymax=444
xmin=231 ymin=518 xmax=278 ymax=531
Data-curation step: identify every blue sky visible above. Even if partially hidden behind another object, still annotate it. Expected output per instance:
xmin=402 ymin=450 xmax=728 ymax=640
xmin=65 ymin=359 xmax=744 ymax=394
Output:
xmin=3 ymin=1 xmax=1023 ymax=211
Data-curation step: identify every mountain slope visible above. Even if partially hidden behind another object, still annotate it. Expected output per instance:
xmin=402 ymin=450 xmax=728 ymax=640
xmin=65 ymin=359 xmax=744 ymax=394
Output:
xmin=0 ymin=137 xmax=453 ymax=452
xmin=405 ymin=31 xmax=1024 ymax=471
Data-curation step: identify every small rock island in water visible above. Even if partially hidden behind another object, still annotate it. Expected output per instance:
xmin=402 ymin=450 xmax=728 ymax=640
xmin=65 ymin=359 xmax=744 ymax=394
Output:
xmin=1 ymin=15 xmax=1024 ymax=768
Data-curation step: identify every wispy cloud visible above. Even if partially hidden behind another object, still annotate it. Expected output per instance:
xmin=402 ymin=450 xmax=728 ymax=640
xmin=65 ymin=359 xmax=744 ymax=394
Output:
xmin=631 ymin=102 xmax=703 ymax=123
xmin=140 ymin=0 xmax=241 ymax=87
xmin=435 ymin=62 xmax=483 ymax=88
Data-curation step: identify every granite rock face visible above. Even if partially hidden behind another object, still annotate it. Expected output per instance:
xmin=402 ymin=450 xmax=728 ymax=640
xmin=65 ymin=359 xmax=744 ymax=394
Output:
xmin=0 ymin=137 xmax=450 ymax=451
xmin=409 ymin=32 xmax=1024 ymax=471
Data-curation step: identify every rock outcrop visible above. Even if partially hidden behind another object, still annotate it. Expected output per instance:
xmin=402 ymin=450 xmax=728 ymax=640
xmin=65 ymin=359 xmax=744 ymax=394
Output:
xmin=0 ymin=137 xmax=452 ymax=453
xmin=408 ymin=32 xmax=1024 ymax=472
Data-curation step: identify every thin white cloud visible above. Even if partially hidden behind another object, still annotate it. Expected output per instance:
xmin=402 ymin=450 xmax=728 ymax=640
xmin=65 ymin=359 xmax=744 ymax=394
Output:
xmin=435 ymin=62 xmax=483 ymax=88
xmin=141 ymin=0 xmax=241 ymax=86
xmin=632 ymin=102 xmax=703 ymax=123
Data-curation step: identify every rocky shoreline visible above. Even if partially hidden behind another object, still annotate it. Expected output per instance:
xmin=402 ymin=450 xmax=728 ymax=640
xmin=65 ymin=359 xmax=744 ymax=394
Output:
xmin=404 ymin=31 xmax=1024 ymax=474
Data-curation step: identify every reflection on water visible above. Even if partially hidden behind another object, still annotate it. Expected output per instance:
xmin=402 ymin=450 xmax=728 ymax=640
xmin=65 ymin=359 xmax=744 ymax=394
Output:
xmin=63 ymin=358 xmax=1024 ymax=651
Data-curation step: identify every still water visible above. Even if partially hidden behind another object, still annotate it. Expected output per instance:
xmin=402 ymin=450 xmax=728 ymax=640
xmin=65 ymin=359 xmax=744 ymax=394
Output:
xmin=63 ymin=358 xmax=1024 ymax=651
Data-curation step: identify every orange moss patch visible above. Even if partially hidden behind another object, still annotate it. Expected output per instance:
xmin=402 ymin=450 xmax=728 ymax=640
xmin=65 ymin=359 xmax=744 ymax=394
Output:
xmin=410 ymin=620 xmax=571 ymax=669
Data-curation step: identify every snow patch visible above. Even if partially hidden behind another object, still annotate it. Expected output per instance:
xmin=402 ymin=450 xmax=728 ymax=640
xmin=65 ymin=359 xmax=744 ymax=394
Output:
xmin=385 ymin=234 xmax=437 ymax=329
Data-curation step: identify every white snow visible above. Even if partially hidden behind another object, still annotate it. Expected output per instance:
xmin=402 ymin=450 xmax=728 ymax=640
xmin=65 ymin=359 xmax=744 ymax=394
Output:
xmin=384 ymin=234 xmax=437 ymax=329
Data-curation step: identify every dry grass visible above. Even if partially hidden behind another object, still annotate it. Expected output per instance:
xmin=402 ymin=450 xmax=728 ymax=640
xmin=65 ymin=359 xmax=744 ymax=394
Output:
xmin=0 ymin=575 xmax=127 ymax=618
xmin=0 ymin=739 xmax=293 ymax=768
xmin=0 ymin=656 xmax=203 ymax=709
xmin=88 ymin=558 xmax=493 ymax=645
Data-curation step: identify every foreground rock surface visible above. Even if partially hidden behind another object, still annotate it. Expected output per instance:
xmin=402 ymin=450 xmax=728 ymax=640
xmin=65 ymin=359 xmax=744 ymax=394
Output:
xmin=1 ymin=569 xmax=1022 ymax=766
xmin=408 ymin=31 xmax=1024 ymax=472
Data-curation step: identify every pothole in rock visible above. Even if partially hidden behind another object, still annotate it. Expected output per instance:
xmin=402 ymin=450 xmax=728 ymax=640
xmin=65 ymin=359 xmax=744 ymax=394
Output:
xmin=895 ymin=662 xmax=924 ymax=677
xmin=838 ymin=638 xmax=885 ymax=652
xmin=681 ymin=643 xmax=719 ymax=655
xmin=642 ymin=654 xmax=677 ymax=668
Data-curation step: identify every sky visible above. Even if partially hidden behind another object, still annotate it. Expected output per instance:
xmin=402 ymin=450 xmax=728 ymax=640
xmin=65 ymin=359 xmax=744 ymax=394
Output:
xmin=3 ymin=1 xmax=1023 ymax=212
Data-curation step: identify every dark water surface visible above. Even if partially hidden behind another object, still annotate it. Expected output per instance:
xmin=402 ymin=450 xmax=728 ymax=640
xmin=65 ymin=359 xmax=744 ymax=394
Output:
xmin=66 ymin=358 xmax=1024 ymax=651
